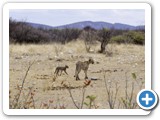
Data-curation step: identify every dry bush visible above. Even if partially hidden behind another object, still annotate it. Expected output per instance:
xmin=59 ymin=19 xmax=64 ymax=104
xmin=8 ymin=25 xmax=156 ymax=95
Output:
xmin=103 ymin=70 xmax=143 ymax=109
xmin=120 ymin=72 xmax=144 ymax=109
xmin=120 ymin=72 xmax=140 ymax=109
xmin=103 ymin=71 xmax=120 ymax=109
xmin=54 ymin=45 xmax=63 ymax=57
xmin=9 ymin=61 xmax=35 ymax=109
xmin=61 ymin=80 xmax=93 ymax=109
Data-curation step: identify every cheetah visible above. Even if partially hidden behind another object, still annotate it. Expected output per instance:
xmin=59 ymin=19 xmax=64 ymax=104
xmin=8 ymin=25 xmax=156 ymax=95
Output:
xmin=74 ymin=58 xmax=94 ymax=80
xmin=54 ymin=65 xmax=69 ymax=76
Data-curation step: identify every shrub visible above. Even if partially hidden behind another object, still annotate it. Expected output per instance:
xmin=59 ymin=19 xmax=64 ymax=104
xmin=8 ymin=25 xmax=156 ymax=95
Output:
xmin=9 ymin=18 xmax=82 ymax=44
xmin=110 ymin=31 xmax=145 ymax=45
xmin=110 ymin=35 xmax=126 ymax=44
xmin=124 ymin=31 xmax=145 ymax=45
xmin=132 ymin=32 xmax=145 ymax=45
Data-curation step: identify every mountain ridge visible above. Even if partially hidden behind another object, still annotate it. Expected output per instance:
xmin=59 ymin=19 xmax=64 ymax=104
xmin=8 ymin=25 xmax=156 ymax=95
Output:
xmin=26 ymin=21 xmax=145 ymax=30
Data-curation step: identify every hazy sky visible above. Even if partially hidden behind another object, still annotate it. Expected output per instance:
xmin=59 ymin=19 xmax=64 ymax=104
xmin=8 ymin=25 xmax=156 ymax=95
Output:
xmin=9 ymin=9 xmax=145 ymax=26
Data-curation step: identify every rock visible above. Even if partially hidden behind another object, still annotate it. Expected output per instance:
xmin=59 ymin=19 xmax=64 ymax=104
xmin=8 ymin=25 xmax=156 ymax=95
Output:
xmin=48 ymin=57 xmax=54 ymax=60
xmin=56 ymin=58 xmax=64 ymax=62
xmin=67 ymin=50 xmax=74 ymax=54
xmin=60 ymin=52 xmax=63 ymax=55
xmin=15 ymin=56 xmax=23 ymax=59
xmin=89 ymin=49 xmax=95 ymax=53
xmin=107 ymin=80 xmax=111 ymax=83
xmin=91 ymin=77 xmax=99 ymax=80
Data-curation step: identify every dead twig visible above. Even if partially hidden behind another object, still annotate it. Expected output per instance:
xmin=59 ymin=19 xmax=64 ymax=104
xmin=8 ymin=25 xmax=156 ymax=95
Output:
xmin=16 ymin=61 xmax=35 ymax=108
xmin=67 ymin=85 xmax=80 ymax=109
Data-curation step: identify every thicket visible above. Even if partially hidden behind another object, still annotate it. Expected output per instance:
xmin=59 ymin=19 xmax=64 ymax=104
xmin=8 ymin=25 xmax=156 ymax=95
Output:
xmin=110 ymin=30 xmax=145 ymax=45
xmin=9 ymin=18 xmax=145 ymax=45
xmin=9 ymin=18 xmax=82 ymax=44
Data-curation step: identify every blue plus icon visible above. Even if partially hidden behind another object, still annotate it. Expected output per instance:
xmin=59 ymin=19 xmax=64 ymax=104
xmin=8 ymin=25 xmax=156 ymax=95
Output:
xmin=142 ymin=93 xmax=153 ymax=105
xmin=137 ymin=89 xmax=158 ymax=110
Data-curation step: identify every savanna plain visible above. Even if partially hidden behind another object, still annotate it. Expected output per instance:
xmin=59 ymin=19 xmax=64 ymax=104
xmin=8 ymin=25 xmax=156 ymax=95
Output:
xmin=9 ymin=40 xmax=145 ymax=109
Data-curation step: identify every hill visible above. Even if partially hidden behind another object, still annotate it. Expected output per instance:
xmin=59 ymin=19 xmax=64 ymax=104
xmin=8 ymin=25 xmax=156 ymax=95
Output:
xmin=27 ymin=21 xmax=145 ymax=30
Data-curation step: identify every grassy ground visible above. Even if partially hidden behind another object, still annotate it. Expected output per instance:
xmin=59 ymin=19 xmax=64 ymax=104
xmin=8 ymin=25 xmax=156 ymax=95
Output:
xmin=9 ymin=40 xmax=145 ymax=109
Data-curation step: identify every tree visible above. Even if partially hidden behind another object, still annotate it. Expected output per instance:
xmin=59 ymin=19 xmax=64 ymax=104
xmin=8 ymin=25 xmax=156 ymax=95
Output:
xmin=81 ymin=26 xmax=97 ymax=52
xmin=98 ymin=28 xmax=111 ymax=53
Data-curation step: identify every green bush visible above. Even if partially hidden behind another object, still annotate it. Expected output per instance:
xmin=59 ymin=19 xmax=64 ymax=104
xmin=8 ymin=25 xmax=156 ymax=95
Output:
xmin=124 ymin=31 xmax=145 ymax=45
xmin=110 ymin=31 xmax=145 ymax=45
xmin=133 ymin=32 xmax=145 ymax=45
xmin=110 ymin=35 xmax=126 ymax=44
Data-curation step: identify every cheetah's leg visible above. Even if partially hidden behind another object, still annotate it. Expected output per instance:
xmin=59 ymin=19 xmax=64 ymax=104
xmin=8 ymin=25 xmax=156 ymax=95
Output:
xmin=75 ymin=67 xmax=81 ymax=80
xmin=64 ymin=70 xmax=68 ymax=75
xmin=84 ymin=70 xmax=88 ymax=79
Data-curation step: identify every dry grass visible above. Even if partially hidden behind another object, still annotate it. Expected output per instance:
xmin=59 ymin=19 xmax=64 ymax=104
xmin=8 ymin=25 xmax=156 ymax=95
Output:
xmin=9 ymin=40 xmax=145 ymax=109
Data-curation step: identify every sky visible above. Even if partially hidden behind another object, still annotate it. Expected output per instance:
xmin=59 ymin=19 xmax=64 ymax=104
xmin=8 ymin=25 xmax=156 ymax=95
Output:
xmin=9 ymin=9 xmax=145 ymax=27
